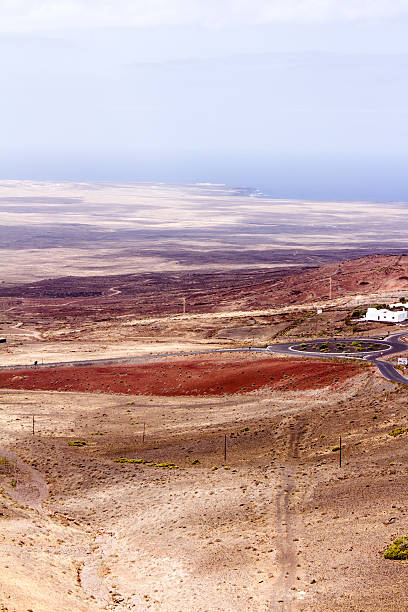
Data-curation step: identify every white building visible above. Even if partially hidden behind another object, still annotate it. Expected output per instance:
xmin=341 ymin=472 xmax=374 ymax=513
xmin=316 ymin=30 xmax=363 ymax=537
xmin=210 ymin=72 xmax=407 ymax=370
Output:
xmin=365 ymin=308 xmax=408 ymax=323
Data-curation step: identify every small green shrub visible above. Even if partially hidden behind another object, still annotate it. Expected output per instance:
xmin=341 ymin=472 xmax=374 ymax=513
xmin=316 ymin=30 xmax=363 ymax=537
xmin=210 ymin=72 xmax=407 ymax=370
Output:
xmin=331 ymin=446 xmax=340 ymax=452
xmin=384 ymin=537 xmax=408 ymax=560
xmin=211 ymin=466 xmax=218 ymax=471
xmin=388 ymin=428 xmax=407 ymax=437
xmin=114 ymin=457 xmax=145 ymax=464
xmin=191 ymin=459 xmax=200 ymax=465
xmin=68 ymin=440 xmax=86 ymax=447
xmin=10 ymin=479 xmax=16 ymax=488
xmin=351 ymin=309 xmax=366 ymax=318
xmin=0 ymin=457 xmax=13 ymax=474
xmin=241 ymin=426 xmax=249 ymax=432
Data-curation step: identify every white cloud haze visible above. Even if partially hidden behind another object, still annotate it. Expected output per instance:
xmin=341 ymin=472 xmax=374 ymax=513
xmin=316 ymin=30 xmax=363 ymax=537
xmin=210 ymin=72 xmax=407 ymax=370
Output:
xmin=1 ymin=0 xmax=408 ymax=200
xmin=1 ymin=0 xmax=408 ymax=31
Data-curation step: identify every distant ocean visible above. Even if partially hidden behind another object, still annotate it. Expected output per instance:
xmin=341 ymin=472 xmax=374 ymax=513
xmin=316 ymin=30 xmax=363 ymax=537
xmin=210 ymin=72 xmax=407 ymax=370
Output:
xmin=3 ymin=153 xmax=408 ymax=203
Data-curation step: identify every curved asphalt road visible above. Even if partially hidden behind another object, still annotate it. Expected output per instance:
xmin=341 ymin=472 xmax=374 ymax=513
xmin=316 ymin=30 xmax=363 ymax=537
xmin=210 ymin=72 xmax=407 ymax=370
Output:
xmin=364 ymin=332 xmax=408 ymax=385
xmin=267 ymin=331 xmax=408 ymax=386
xmin=0 ymin=332 xmax=407 ymax=385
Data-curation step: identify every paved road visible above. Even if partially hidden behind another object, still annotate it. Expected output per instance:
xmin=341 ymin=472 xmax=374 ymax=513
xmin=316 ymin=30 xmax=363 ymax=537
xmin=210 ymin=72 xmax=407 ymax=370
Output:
xmin=267 ymin=331 xmax=408 ymax=386
xmin=0 ymin=332 xmax=407 ymax=385
xmin=369 ymin=358 xmax=408 ymax=385
xmin=0 ymin=347 xmax=260 ymax=372
xmin=364 ymin=331 xmax=408 ymax=385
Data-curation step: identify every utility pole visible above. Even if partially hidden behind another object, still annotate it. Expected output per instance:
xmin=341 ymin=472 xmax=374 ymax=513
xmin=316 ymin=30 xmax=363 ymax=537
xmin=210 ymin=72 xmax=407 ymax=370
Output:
xmin=182 ymin=297 xmax=186 ymax=314
xmin=329 ymin=277 xmax=332 ymax=301
xmin=315 ymin=309 xmax=322 ymax=336
xmin=339 ymin=435 xmax=342 ymax=468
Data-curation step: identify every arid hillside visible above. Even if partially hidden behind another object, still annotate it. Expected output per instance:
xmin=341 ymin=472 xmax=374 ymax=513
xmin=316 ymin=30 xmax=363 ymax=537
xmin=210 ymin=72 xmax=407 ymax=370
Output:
xmin=257 ymin=253 xmax=408 ymax=308
xmin=1 ymin=361 xmax=408 ymax=611
xmin=1 ymin=247 xmax=408 ymax=610
xmin=1 ymin=254 xmax=407 ymax=319
xmin=2 ymin=253 xmax=408 ymax=368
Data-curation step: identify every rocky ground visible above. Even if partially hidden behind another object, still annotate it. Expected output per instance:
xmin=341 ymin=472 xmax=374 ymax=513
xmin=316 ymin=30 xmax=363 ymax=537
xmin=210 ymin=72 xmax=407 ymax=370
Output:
xmin=1 ymin=256 xmax=408 ymax=610
xmin=2 ymin=255 xmax=408 ymax=369
xmin=1 ymin=364 xmax=408 ymax=611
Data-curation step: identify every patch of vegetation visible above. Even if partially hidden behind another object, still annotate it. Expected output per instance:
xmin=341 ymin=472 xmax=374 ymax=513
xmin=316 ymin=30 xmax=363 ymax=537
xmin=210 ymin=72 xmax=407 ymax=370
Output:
xmin=10 ymin=479 xmax=16 ymax=488
xmin=331 ymin=446 xmax=340 ymax=452
xmin=241 ymin=426 xmax=249 ymax=432
xmin=388 ymin=427 xmax=407 ymax=437
xmin=68 ymin=440 xmax=86 ymax=447
xmin=351 ymin=308 xmax=367 ymax=318
xmin=0 ymin=457 xmax=13 ymax=475
xmin=211 ymin=466 xmax=218 ymax=471
xmin=114 ymin=457 xmax=145 ymax=464
xmin=295 ymin=338 xmax=384 ymax=354
xmin=191 ymin=459 xmax=200 ymax=465
xmin=384 ymin=536 xmax=408 ymax=560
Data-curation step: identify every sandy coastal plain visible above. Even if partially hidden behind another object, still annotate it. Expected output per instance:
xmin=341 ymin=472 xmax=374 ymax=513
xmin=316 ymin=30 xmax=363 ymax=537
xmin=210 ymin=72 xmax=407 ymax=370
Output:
xmin=1 ymin=180 xmax=407 ymax=282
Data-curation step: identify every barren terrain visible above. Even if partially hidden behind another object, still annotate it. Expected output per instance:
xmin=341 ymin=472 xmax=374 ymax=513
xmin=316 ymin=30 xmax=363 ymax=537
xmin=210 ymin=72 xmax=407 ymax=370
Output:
xmin=2 ymin=362 xmax=408 ymax=611
xmin=1 ymin=254 xmax=408 ymax=368
xmin=2 ymin=186 xmax=408 ymax=612
xmin=0 ymin=354 xmax=362 ymax=396
xmin=1 ymin=181 xmax=408 ymax=283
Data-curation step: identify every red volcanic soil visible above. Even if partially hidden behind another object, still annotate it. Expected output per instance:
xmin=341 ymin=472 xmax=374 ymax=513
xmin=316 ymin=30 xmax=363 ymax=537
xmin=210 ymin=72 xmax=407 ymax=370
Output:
xmin=0 ymin=356 xmax=362 ymax=396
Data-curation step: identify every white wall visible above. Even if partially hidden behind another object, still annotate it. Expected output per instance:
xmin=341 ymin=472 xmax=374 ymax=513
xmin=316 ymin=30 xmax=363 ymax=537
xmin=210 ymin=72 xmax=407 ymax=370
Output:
xmin=365 ymin=308 xmax=408 ymax=322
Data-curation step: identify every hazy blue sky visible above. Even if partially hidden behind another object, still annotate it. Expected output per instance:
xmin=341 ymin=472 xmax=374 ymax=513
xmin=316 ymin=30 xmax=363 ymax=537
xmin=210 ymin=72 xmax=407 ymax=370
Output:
xmin=1 ymin=1 xmax=408 ymax=199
